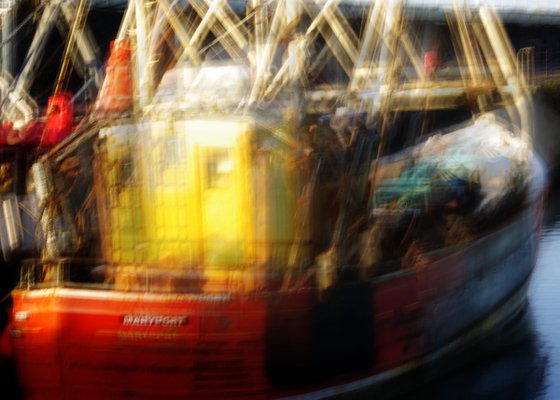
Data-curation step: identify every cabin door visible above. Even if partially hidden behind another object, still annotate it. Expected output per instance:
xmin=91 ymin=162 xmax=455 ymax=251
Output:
xmin=178 ymin=120 xmax=253 ymax=267
xmin=199 ymin=145 xmax=245 ymax=265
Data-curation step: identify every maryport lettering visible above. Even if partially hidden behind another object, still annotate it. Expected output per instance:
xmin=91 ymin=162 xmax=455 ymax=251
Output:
xmin=122 ymin=315 xmax=189 ymax=327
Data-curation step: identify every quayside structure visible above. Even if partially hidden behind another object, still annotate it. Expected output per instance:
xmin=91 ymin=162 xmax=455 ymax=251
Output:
xmin=3 ymin=1 xmax=546 ymax=399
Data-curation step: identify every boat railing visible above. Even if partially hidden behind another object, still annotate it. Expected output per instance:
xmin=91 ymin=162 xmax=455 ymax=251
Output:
xmin=18 ymin=258 xmax=107 ymax=291
xmin=16 ymin=253 xmax=320 ymax=293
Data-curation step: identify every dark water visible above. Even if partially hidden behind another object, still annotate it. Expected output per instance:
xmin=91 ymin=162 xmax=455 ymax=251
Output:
xmin=388 ymin=183 xmax=560 ymax=400
xmin=518 ymin=182 xmax=560 ymax=400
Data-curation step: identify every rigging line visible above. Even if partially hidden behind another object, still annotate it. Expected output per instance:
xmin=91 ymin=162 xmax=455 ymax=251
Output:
xmin=54 ymin=0 xmax=92 ymax=94
xmin=12 ymin=37 xmax=66 ymax=105
xmin=0 ymin=3 xmax=46 ymax=53
xmin=196 ymin=5 xmax=258 ymax=58
xmin=71 ymin=75 xmax=97 ymax=102
xmin=0 ymin=2 xmax=62 ymax=115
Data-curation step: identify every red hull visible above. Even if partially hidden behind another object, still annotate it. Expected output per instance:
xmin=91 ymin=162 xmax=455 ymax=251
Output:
xmin=8 ymin=198 xmax=543 ymax=400
xmin=11 ymin=291 xmax=268 ymax=399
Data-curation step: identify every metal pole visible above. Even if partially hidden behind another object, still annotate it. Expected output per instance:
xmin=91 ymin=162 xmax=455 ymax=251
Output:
xmin=1 ymin=0 xmax=16 ymax=77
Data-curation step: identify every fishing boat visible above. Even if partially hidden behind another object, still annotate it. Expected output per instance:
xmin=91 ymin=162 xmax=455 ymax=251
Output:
xmin=4 ymin=1 xmax=547 ymax=399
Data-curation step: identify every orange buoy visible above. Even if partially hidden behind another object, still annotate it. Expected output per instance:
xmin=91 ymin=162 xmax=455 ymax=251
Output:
xmin=95 ymin=39 xmax=133 ymax=114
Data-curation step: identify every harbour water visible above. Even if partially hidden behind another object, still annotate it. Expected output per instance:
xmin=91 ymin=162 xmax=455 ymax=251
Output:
xmin=525 ymin=181 xmax=560 ymax=399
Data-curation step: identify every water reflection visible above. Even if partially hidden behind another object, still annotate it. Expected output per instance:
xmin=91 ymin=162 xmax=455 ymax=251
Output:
xmin=394 ymin=307 xmax=548 ymax=400
xmin=527 ymin=182 xmax=560 ymax=400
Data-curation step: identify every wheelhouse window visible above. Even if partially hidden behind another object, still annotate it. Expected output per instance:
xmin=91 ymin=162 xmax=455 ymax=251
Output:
xmin=205 ymin=148 xmax=233 ymax=189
